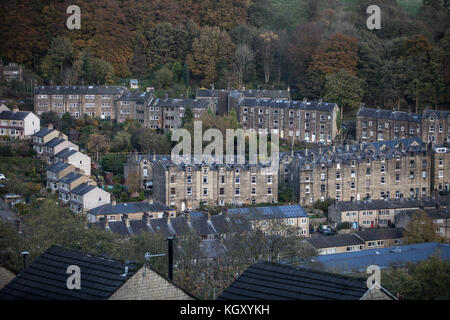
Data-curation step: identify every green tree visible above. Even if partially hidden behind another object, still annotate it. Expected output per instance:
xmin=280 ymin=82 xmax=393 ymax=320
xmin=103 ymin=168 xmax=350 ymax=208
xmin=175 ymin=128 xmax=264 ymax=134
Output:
xmin=40 ymin=36 xmax=74 ymax=83
xmin=404 ymin=210 xmax=444 ymax=244
xmin=324 ymin=69 xmax=364 ymax=117
xmin=154 ymin=66 xmax=174 ymax=89
xmin=182 ymin=107 xmax=194 ymax=126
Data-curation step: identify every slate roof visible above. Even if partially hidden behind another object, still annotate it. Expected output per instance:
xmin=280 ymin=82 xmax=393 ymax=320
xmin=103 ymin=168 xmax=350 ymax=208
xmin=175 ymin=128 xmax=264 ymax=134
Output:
xmin=0 ymin=246 xmax=136 ymax=300
xmin=152 ymin=97 xmax=210 ymax=109
xmin=423 ymin=109 xmax=450 ymax=119
xmin=33 ymin=127 xmax=56 ymax=137
xmin=34 ymin=85 xmax=126 ymax=95
xmin=44 ymin=137 xmax=66 ymax=148
xmin=195 ymin=89 xmax=290 ymax=100
xmin=108 ymin=221 xmax=131 ymax=236
xmin=117 ymin=91 xmax=153 ymax=103
xmin=218 ymin=262 xmax=370 ymax=300
xmin=356 ymin=227 xmax=404 ymax=241
xmin=54 ymin=147 xmax=78 ymax=159
xmin=89 ymin=202 xmax=173 ymax=216
xmin=312 ymin=242 xmax=450 ymax=274
xmin=306 ymin=233 xmax=364 ymax=249
xmin=46 ymin=162 xmax=72 ymax=174
xmin=59 ymin=172 xmax=84 ymax=184
xmin=0 ymin=110 xmax=30 ymax=121
xmin=228 ymin=205 xmax=308 ymax=220
xmin=239 ymin=98 xmax=337 ymax=111
xmin=190 ymin=214 xmax=217 ymax=236
xmin=71 ymin=183 xmax=96 ymax=196
xmin=336 ymin=197 xmax=440 ymax=212
xmin=292 ymin=137 xmax=426 ymax=167
xmin=357 ymin=107 xmax=422 ymax=122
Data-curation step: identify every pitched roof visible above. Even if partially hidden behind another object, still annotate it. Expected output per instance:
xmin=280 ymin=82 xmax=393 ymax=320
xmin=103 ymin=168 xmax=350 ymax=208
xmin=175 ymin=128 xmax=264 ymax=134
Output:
xmin=313 ymin=242 xmax=450 ymax=274
xmin=33 ymin=127 xmax=56 ymax=137
xmin=228 ymin=205 xmax=308 ymax=220
xmin=336 ymin=197 xmax=440 ymax=211
xmin=46 ymin=162 xmax=72 ymax=174
xmin=152 ymin=97 xmax=210 ymax=109
xmin=71 ymin=183 xmax=97 ymax=196
xmin=59 ymin=172 xmax=84 ymax=184
xmin=55 ymin=147 xmax=78 ymax=159
xmin=357 ymin=107 xmax=422 ymax=122
xmin=0 ymin=246 xmax=136 ymax=300
xmin=44 ymin=137 xmax=66 ymax=148
xmin=239 ymin=98 xmax=337 ymax=111
xmin=34 ymin=85 xmax=126 ymax=95
xmin=0 ymin=110 xmax=31 ymax=121
xmin=218 ymin=262 xmax=370 ymax=300
xmin=89 ymin=202 xmax=173 ymax=216
xmin=117 ymin=91 xmax=153 ymax=103
xmin=356 ymin=227 xmax=404 ymax=241
xmin=306 ymin=233 xmax=364 ymax=249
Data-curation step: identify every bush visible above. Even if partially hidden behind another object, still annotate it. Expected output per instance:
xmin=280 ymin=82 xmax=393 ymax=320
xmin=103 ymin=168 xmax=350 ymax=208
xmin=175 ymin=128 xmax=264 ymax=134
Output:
xmin=337 ymin=222 xmax=352 ymax=230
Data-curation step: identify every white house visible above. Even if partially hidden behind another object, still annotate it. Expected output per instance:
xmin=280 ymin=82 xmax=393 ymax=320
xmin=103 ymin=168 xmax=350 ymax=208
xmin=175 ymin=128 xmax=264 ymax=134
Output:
xmin=69 ymin=183 xmax=110 ymax=213
xmin=54 ymin=147 xmax=91 ymax=176
xmin=0 ymin=108 xmax=40 ymax=138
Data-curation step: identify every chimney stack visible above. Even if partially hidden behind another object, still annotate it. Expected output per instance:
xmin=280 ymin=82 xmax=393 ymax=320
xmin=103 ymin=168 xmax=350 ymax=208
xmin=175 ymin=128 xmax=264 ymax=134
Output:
xmin=104 ymin=216 xmax=110 ymax=230
xmin=21 ymin=251 xmax=29 ymax=270
xmin=48 ymin=122 xmax=54 ymax=130
xmin=164 ymin=211 xmax=171 ymax=224
xmin=147 ymin=197 xmax=153 ymax=205
xmin=111 ymin=198 xmax=116 ymax=206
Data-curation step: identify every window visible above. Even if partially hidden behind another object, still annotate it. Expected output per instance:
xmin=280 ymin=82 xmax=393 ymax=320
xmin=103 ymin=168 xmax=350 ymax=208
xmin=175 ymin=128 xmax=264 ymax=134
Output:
xmin=235 ymin=176 xmax=240 ymax=184
xmin=203 ymin=176 xmax=208 ymax=184
xmin=186 ymin=187 xmax=192 ymax=196
xmin=380 ymin=165 xmax=385 ymax=173
xmin=203 ymin=188 xmax=208 ymax=196
xmin=235 ymin=188 xmax=240 ymax=196
xmin=366 ymin=168 xmax=371 ymax=176
xmin=267 ymin=176 xmax=272 ymax=184
xmin=251 ymin=188 xmax=256 ymax=195
xmin=187 ymin=176 xmax=192 ymax=184
xmin=267 ymin=188 xmax=272 ymax=195
xmin=220 ymin=188 xmax=225 ymax=195
xmin=221 ymin=176 xmax=225 ymax=184
xmin=170 ymin=176 xmax=175 ymax=183
xmin=170 ymin=188 xmax=176 ymax=195
xmin=410 ymin=172 xmax=414 ymax=179
xmin=251 ymin=176 xmax=256 ymax=184
xmin=381 ymin=176 xmax=385 ymax=184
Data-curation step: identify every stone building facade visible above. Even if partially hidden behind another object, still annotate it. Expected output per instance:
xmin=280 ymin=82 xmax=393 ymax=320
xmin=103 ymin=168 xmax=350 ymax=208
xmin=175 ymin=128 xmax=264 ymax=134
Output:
xmin=34 ymin=85 xmax=126 ymax=119
xmin=432 ymin=145 xmax=450 ymax=192
xmin=153 ymin=158 xmax=278 ymax=211
xmin=238 ymin=99 xmax=339 ymax=144
xmin=115 ymin=91 xmax=153 ymax=125
xmin=357 ymin=107 xmax=450 ymax=144
xmin=287 ymin=137 xmax=432 ymax=205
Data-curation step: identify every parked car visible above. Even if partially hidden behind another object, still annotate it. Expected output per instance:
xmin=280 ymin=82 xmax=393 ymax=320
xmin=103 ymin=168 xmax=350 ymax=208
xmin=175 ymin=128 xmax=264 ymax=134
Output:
xmin=0 ymin=173 xmax=6 ymax=180
xmin=318 ymin=225 xmax=336 ymax=236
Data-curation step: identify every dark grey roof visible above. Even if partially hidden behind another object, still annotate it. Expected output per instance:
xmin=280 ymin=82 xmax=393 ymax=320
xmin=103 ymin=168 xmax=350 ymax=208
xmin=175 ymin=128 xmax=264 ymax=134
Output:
xmin=337 ymin=197 xmax=440 ymax=211
xmin=33 ymin=127 xmax=56 ymax=137
xmin=46 ymin=162 xmax=72 ymax=174
xmin=210 ymin=214 xmax=231 ymax=234
xmin=44 ymin=137 xmax=66 ymax=148
xmin=59 ymin=172 xmax=84 ymax=184
xmin=55 ymin=147 xmax=78 ymax=159
xmin=117 ymin=91 xmax=153 ymax=103
xmin=218 ymin=262 xmax=370 ymax=300
xmin=356 ymin=228 xmax=404 ymax=241
xmin=423 ymin=109 xmax=450 ymax=119
xmin=152 ymin=97 xmax=210 ymax=109
xmin=228 ymin=205 xmax=308 ymax=220
xmin=108 ymin=221 xmax=131 ymax=236
xmin=129 ymin=219 xmax=152 ymax=235
xmin=190 ymin=215 xmax=217 ymax=236
xmin=306 ymin=233 xmax=364 ymax=249
xmin=34 ymin=85 xmax=126 ymax=95
xmin=357 ymin=107 xmax=422 ymax=122
xmin=239 ymin=98 xmax=337 ymax=111
xmin=0 ymin=110 xmax=31 ymax=121
xmin=89 ymin=202 xmax=173 ymax=216
xmin=71 ymin=183 xmax=96 ymax=196
xmin=0 ymin=246 xmax=135 ymax=300
xmin=150 ymin=218 xmax=174 ymax=238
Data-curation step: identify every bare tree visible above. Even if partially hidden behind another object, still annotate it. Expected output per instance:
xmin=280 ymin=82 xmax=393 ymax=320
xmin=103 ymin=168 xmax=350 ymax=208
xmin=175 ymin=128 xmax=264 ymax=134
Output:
xmin=232 ymin=44 xmax=254 ymax=89
xmin=259 ymin=31 xmax=278 ymax=87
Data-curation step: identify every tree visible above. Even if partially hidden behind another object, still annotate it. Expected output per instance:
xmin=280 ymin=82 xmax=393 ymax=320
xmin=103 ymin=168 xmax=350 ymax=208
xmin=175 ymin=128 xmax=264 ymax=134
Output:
xmin=86 ymin=134 xmax=109 ymax=162
xmin=110 ymin=132 xmax=132 ymax=153
xmin=232 ymin=43 xmax=254 ymax=89
xmin=258 ymin=31 xmax=279 ymax=86
xmin=309 ymin=32 xmax=359 ymax=77
xmin=182 ymin=63 xmax=190 ymax=88
xmin=404 ymin=210 xmax=444 ymax=244
xmin=40 ymin=36 xmax=74 ymax=83
xmin=382 ymin=256 xmax=450 ymax=300
xmin=186 ymin=26 xmax=235 ymax=86
xmin=182 ymin=107 xmax=194 ymax=126
xmin=324 ymin=69 xmax=364 ymax=117
xmin=154 ymin=66 xmax=174 ymax=89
